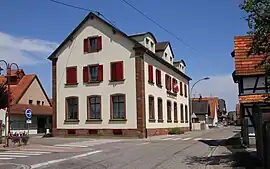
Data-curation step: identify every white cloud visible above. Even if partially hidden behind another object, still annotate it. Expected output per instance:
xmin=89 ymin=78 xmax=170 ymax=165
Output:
xmin=0 ymin=32 xmax=58 ymax=65
xmin=191 ymin=74 xmax=238 ymax=111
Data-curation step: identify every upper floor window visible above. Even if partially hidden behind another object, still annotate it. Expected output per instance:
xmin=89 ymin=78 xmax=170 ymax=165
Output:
xmin=111 ymin=94 xmax=126 ymax=119
xmin=37 ymin=100 xmax=40 ymax=105
xmin=66 ymin=67 xmax=77 ymax=85
xmin=83 ymin=64 xmax=103 ymax=83
xmin=185 ymin=105 xmax=188 ymax=123
xmin=146 ymin=38 xmax=149 ymax=45
xmin=172 ymin=78 xmax=178 ymax=93
xmin=65 ymin=97 xmax=79 ymax=121
xmin=165 ymin=53 xmax=168 ymax=58
xmin=87 ymin=95 xmax=101 ymax=120
xmin=165 ymin=74 xmax=171 ymax=91
xmin=148 ymin=64 xmax=154 ymax=83
xmin=150 ymin=42 xmax=154 ymax=49
xmin=111 ymin=61 xmax=124 ymax=81
xmin=155 ymin=69 xmax=162 ymax=87
xmin=28 ymin=100 xmax=33 ymax=105
xmin=84 ymin=36 xmax=102 ymax=53
xmin=184 ymin=84 xmax=188 ymax=97
xmin=170 ymin=57 xmax=172 ymax=62
xmin=180 ymin=82 xmax=183 ymax=96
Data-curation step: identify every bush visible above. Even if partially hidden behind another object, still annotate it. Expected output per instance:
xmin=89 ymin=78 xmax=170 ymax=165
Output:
xmin=168 ymin=127 xmax=184 ymax=135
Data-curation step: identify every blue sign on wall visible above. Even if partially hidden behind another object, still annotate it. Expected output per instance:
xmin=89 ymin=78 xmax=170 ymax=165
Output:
xmin=25 ymin=109 xmax=32 ymax=119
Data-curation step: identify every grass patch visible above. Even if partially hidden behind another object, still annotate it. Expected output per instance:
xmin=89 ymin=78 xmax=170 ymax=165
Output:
xmin=168 ymin=127 xmax=184 ymax=135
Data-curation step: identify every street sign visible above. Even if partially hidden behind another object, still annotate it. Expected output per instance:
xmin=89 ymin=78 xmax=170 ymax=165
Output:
xmin=25 ymin=109 xmax=32 ymax=119
xmin=26 ymin=119 xmax=32 ymax=124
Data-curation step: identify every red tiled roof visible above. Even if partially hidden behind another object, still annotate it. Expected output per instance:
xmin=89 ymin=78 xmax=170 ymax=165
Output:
xmin=10 ymin=104 xmax=52 ymax=115
xmin=234 ymin=36 xmax=266 ymax=76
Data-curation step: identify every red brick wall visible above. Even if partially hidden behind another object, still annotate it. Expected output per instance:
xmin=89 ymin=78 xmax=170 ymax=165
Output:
xmin=52 ymin=58 xmax=57 ymax=136
xmin=234 ymin=36 xmax=265 ymax=76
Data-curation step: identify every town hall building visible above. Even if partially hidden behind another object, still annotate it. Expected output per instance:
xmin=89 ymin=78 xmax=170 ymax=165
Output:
xmin=48 ymin=12 xmax=192 ymax=138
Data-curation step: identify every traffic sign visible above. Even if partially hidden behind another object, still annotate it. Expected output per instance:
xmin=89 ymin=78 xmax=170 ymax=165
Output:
xmin=25 ymin=109 xmax=32 ymax=119
xmin=26 ymin=119 xmax=32 ymax=124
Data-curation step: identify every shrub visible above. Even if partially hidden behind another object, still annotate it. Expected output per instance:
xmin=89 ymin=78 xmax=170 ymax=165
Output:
xmin=168 ymin=127 xmax=184 ymax=135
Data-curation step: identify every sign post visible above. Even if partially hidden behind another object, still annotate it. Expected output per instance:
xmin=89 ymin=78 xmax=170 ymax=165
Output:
xmin=25 ymin=109 xmax=32 ymax=134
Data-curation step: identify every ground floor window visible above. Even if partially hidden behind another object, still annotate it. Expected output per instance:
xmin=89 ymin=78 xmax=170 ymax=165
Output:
xmin=66 ymin=97 xmax=79 ymax=121
xmin=111 ymin=94 xmax=126 ymax=119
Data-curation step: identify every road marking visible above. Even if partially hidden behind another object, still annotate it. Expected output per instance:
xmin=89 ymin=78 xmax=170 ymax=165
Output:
xmin=136 ymin=142 xmax=149 ymax=146
xmin=182 ymin=137 xmax=191 ymax=141
xmin=172 ymin=138 xmax=182 ymax=141
xmin=194 ymin=138 xmax=202 ymax=141
xmin=0 ymin=158 xmax=14 ymax=160
xmin=203 ymin=138 xmax=212 ymax=141
xmin=161 ymin=138 xmax=173 ymax=140
xmin=30 ymin=150 xmax=102 ymax=169
xmin=54 ymin=139 xmax=121 ymax=148
xmin=54 ymin=144 xmax=89 ymax=148
xmin=0 ymin=152 xmax=42 ymax=156
xmin=0 ymin=155 xmax=27 ymax=158
xmin=7 ymin=151 xmax=51 ymax=154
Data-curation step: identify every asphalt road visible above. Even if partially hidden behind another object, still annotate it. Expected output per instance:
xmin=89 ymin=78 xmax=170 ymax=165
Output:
xmin=0 ymin=126 xmax=238 ymax=169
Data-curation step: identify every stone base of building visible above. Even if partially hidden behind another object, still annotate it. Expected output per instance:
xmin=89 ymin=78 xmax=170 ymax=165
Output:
xmin=52 ymin=127 xmax=190 ymax=138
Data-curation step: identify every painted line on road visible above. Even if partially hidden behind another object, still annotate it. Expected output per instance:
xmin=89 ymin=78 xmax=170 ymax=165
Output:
xmin=161 ymin=138 xmax=173 ymax=140
xmin=0 ymin=152 xmax=42 ymax=156
xmin=182 ymin=137 xmax=191 ymax=141
xmin=54 ymin=144 xmax=89 ymax=148
xmin=7 ymin=151 xmax=51 ymax=154
xmin=0 ymin=155 xmax=27 ymax=158
xmin=172 ymin=138 xmax=182 ymax=141
xmin=30 ymin=150 xmax=102 ymax=169
xmin=193 ymin=138 xmax=202 ymax=141
xmin=0 ymin=158 xmax=14 ymax=160
xmin=207 ymin=146 xmax=219 ymax=157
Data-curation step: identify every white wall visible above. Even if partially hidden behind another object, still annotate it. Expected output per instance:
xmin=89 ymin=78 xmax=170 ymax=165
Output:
xmin=144 ymin=54 xmax=190 ymax=129
xmin=56 ymin=16 xmax=137 ymax=129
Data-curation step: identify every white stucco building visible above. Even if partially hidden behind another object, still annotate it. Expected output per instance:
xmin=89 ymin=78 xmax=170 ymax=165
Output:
xmin=48 ymin=12 xmax=192 ymax=138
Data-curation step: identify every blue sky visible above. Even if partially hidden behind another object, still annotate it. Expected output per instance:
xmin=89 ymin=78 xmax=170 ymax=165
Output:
xmin=0 ymin=0 xmax=248 ymax=111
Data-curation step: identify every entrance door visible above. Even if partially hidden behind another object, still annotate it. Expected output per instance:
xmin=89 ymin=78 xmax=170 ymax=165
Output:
xmin=37 ymin=116 xmax=46 ymax=133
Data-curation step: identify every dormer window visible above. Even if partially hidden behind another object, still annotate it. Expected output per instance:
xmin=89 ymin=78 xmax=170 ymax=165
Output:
xmin=165 ymin=53 xmax=168 ymax=58
xmin=146 ymin=38 xmax=149 ymax=45
xmin=150 ymin=42 xmax=154 ymax=49
xmin=170 ymin=57 xmax=172 ymax=62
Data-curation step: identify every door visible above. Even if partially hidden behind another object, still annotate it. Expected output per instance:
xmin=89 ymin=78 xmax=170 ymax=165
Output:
xmin=37 ymin=116 xmax=46 ymax=133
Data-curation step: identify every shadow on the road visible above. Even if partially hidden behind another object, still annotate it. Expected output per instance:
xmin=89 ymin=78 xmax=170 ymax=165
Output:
xmin=184 ymin=134 xmax=262 ymax=169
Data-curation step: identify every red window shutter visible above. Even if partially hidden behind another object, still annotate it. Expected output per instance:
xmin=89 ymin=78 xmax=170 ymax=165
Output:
xmin=97 ymin=36 xmax=102 ymax=50
xmin=155 ymin=70 xmax=159 ymax=85
xmin=83 ymin=66 xmax=89 ymax=83
xmin=165 ymin=74 xmax=169 ymax=90
xmin=158 ymin=70 xmax=161 ymax=85
xmin=180 ymin=82 xmax=183 ymax=95
xmin=66 ymin=67 xmax=77 ymax=84
xmin=83 ymin=38 xmax=89 ymax=53
xmin=111 ymin=63 xmax=116 ymax=81
xmin=148 ymin=65 xmax=153 ymax=82
xmin=118 ymin=62 xmax=123 ymax=80
xmin=98 ymin=65 xmax=103 ymax=81
xmin=169 ymin=77 xmax=172 ymax=91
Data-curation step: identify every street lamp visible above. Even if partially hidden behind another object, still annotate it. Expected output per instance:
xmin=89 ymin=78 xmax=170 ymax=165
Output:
xmin=189 ymin=77 xmax=210 ymax=131
xmin=0 ymin=60 xmax=19 ymax=147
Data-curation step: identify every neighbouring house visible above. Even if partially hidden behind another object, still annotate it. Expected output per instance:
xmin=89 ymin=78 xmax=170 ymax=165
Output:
xmin=231 ymin=36 xmax=270 ymax=147
xmin=193 ymin=97 xmax=219 ymax=127
xmin=0 ymin=69 xmax=52 ymax=135
xmin=48 ymin=12 xmax=192 ymax=138
xmin=191 ymin=99 xmax=210 ymax=130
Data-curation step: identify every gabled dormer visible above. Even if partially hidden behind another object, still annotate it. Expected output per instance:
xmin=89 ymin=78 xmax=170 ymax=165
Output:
xmin=155 ymin=41 xmax=174 ymax=64
xmin=129 ymin=32 xmax=157 ymax=53
xmin=173 ymin=60 xmax=186 ymax=73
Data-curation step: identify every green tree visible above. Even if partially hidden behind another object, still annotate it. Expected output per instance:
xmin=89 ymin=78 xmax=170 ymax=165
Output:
xmin=240 ymin=0 xmax=270 ymax=71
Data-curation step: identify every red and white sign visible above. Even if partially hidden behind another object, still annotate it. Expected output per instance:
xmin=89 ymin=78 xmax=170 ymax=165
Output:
xmin=173 ymin=84 xmax=179 ymax=93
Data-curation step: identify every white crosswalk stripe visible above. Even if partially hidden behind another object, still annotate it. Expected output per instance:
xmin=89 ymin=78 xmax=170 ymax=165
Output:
xmin=161 ymin=138 xmax=174 ymax=140
xmin=171 ymin=138 xmax=182 ymax=141
xmin=0 ymin=150 xmax=51 ymax=160
xmin=54 ymin=139 xmax=122 ymax=148
xmin=193 ymin=138 xmax=202 ymax=141
xmin=182 ymin=137 xmax=192 ymax=141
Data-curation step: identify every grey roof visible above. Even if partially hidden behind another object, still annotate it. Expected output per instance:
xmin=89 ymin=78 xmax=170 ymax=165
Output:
xmin=192 ymin=100 xmax=209 ymax=115
xmin=155 ymin=41 xmax=175 ymax=58
xmin=129 ymin=32 xmax=157 ymax=43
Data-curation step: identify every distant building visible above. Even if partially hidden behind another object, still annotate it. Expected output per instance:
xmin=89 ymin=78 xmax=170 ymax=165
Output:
xmin=0 ymin=69 xmax=52 ymax=135
xmin=218 ymin=99 xmax=227 ymax=122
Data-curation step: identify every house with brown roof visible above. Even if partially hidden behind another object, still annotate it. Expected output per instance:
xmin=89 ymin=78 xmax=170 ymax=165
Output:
xmin=0 ymin=69 xmax=52 ymax=135
xmin=193 ymin=97 xmax=219 ymax=127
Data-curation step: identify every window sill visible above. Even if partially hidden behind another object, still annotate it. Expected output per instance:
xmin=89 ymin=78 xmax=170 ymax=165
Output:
xmin=148 ymin=81 xmax=154 ymax=85
xmin=158 ymin=119 xmax=164 ymax=123
xmin=149 ymin=119 xmax=156 ymax=123
xmin=64 ymin=120 xmax=79 ymax=124
xmin=84 ymin=81 xmax=102 ymax=84
xmin=180 ymin=120 xmax=184 ymax=123
xmin=167 ymin=120 xmax=172 ymax=123
xmin=109 ymin=119 xmax=127 ymax=121
xmin=84 ymin=49 xmax=101 ymax=54
xmin=86 ymin=119 xmax=102 ymax=122
xmin=109 ymin=79 xmax=125 ymax=83
xmin=65 ymin=83 xmax=78 ymax=87
xmin=157 ymin=84 xmax=163 ymax=88
xmin=167 ymin=91 xmax=177 ymax=97
xmin=185 ymin=121 xmax=189 ymax=123
xmin=174 ymin=120 xmax=178 ymax=123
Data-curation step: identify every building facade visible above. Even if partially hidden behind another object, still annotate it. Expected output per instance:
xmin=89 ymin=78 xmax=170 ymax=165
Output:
xmin=0 ymin=69 xmax=52 ymax=135
xmin=49 ymin=12 xmax=192 ymax=138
